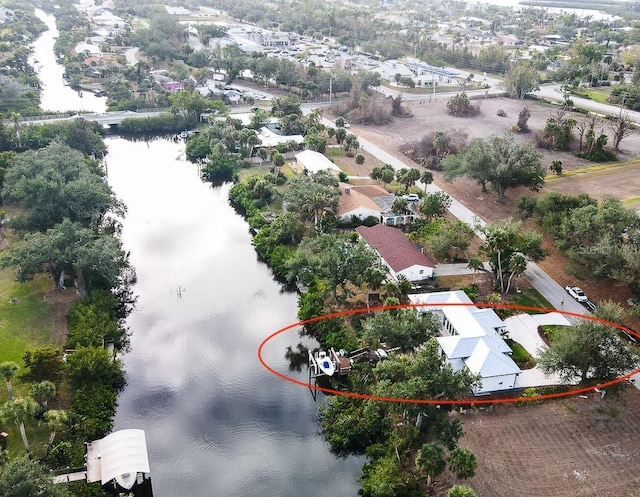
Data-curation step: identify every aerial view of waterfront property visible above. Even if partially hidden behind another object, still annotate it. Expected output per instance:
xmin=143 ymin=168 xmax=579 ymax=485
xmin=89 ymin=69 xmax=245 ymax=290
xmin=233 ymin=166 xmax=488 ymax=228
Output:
xmin=3 ymin=0 xmax=640 ymax=496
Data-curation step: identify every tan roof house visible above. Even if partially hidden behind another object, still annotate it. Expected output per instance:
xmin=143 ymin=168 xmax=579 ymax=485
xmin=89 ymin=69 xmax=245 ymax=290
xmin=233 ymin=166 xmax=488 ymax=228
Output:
xmin=338 ymin=183 xmax=417 ymax=226
xmin=356 ymin=224 xmax=435 ymax=281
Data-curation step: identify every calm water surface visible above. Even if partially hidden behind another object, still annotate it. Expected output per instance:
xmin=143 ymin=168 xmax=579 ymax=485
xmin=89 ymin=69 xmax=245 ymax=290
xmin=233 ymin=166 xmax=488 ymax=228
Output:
xmin=31 ymin=9 xmax=107 ymax=113
xmin=106 ymin=138 xmax=363 ymax=496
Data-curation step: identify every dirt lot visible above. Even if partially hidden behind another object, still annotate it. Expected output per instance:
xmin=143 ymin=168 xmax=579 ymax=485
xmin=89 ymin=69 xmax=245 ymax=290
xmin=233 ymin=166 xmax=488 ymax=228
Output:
xmin=456 ymin=388 xmax=640 ymax=497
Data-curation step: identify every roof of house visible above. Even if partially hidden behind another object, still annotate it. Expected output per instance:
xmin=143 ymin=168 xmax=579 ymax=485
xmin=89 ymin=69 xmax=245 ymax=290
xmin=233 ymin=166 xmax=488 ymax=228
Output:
xmin=295 ymin=150 xmax=341 ymax=174
xmin=356 ymin=224 xmax=435 ymax=272
xmin=463 ymin=338 xmax=521 ymax=377
xmin=414 ymin=290 xmax=521 ymax=382
xmin=337 ymin=183 xmax=390 ymax=217
xmin=86 ymin=429 xmax=150 ymax=485
xmin=257 ymin=127 xmax=304 ymax=147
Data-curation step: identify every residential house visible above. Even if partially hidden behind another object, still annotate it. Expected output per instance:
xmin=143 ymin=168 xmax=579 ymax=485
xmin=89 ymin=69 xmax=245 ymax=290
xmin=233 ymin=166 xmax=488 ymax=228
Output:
xmin=74 ymin=42 xmax=102 ymax=57
xmin=409 ymin=290 xmax=521 ymax=395
xmin=356 ymin=224 xmax=435 ymax=282
xmin=337 ymin=183 xmax=417 ymax=226
xmin=294 ymin=150 xmax=342 ymax=175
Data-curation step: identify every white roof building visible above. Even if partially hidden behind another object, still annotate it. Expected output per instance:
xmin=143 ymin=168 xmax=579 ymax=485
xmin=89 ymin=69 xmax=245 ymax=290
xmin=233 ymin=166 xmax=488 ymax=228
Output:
xmin=410 ymin=290 xmax=521 ymax=395
xmin=74 ymin=42 xmax=102 ymax=56
xmin=257 ymin=127 xmax=304 ymax=148
xmin=86 ymin=429 xmax=151 ymax=491
xmin=294 ymin=150 xmax=341 ymax=174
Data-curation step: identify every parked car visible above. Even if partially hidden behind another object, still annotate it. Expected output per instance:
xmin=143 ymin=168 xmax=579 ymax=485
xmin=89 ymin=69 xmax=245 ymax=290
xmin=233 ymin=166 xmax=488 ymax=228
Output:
xmin=402 ymin=193 xmax=420 ymax=202
xmin=565 ymin=285 xmax=588 ymax=302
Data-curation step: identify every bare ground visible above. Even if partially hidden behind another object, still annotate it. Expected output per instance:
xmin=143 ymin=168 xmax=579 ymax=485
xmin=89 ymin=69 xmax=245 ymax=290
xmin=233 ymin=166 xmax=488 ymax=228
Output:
xmin=457 ymin=388 xmax=640 ymax=497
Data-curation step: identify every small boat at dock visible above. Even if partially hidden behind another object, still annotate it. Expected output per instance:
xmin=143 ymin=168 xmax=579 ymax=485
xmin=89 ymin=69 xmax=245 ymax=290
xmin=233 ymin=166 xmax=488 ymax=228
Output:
xmin=315 ymin=351 xmax=335 ymax=376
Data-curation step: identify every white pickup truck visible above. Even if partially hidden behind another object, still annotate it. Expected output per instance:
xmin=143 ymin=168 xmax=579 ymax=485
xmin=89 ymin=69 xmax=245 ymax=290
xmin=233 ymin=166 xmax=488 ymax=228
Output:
xmin=565 ymin=285 xmax=588 ymax=302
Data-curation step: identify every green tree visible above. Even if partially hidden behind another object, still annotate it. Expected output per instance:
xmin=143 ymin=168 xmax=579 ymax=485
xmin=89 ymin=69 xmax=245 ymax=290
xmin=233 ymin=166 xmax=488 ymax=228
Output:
xmin=480 ymin=220 xmax=545 ymax=293
xmin=416 ymin=442 xmax=446 ymax=486
xmin=282 ymin=175 xmax=339 ymax=233
xmin=1 ymin=397 xmax=37 ymax=454
xmin=538 ymin=319 xmax=638 ymax=383
xmin=447 ymin=447 xmax=478 ymax=479
xmin=0 ymin=218 xmax=128 ymax=295
xmin=448 ymin=485 xmax=477 ymax=497
xmin=287 ymin=233 xmax=380 ymax=302
xmin=22 ymin=346 xmax=64 ymax=382
xmin=43 ymin=409 xmax=68 ymax=447
xmin=501 ymin=62 xmax=539 ymax=99
xmin=396 ymin=167 xmax=421 ymax=191
xmin=419 ymin=191 xmax=452 ymax=222
xmin=0 ymin=455 xmax=71 ymax=497
xmin=168 ymin=90 xmax=210 ymax=121
xmin=65 ymin=347 xmax=126 ymax=391
xmin=422 ymin=220 xmax=474 ymax=261
xmin=360 ymin=454 xmax=407 ymax=497
xmin=28 ymin=380 xmax=56 ymax=411
xmin=0 ymin=362 xmax=19 ymax=400
xmin=1 ymin=141 xmax=121 ymax=232
xmin=361 ymin=309 xmax=441 ymax=351
xmin=443 ymin=135 xmax=545 ymax=202
xmin=421 ymin=170 xmax=434 ymax=191
xmin=355 ymin=153 xmax=365 ymax=165
xmin=467 ymin=257 xmax=485 ymax=284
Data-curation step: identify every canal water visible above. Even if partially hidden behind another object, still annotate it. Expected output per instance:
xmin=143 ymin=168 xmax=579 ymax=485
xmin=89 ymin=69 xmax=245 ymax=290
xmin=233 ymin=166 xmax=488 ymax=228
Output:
xmin=31 ymin=9 xmax=107 ymax=113
xmin=30 ymin=8 xmax=364 ymax=497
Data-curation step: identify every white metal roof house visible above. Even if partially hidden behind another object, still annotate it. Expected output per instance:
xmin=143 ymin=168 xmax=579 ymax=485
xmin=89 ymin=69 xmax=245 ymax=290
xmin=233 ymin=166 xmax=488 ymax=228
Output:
xmin=294 ymin=150 xmax=342 ymax=175
xmin=409 ymin=290 xmax=521 ymax=395
xmin=356 ymin=224 xmax=434 ymax=281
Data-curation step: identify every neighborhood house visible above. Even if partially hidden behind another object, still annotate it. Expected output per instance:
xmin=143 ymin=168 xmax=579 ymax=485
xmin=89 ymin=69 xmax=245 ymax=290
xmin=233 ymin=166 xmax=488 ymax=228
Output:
xmin=356 ymin=224 xmax=435 ymax=281
xmin=410 ymin=290 xmax=521 ymax=395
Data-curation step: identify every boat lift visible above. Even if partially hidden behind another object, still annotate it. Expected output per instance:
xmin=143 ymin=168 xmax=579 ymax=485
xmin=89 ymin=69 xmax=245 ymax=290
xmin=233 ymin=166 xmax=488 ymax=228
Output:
xmin=307 ymin=346 xmax=399 ymax=401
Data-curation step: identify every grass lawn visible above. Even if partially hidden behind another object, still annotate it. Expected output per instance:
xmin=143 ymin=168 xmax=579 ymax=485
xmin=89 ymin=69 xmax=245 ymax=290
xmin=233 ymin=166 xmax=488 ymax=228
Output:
xmin=0 ymin=270 xmax=58 ymax=365
xmin=505 ymin=338 xmax=536 ymax=369
xmin=573 ymin=87 xmax=611 ymax=104
xmin=515 ymin=287 xmax=554 ymax=312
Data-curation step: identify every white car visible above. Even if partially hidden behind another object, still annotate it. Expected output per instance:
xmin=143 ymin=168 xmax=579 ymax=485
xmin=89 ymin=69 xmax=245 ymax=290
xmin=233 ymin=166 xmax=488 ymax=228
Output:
xmin=402 ymin=194 xmax=420 ymax=202
xmin=565 ymin=285 xmax=588 ymax=302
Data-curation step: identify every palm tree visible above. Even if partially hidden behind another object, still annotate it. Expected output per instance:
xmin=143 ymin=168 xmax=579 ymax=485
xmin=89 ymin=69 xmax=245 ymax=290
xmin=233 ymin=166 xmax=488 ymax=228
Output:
xmin=303 ymin=191 xmax=334 ymax=234
xmin=0 ymin=362 xmax=19 ymax=400
xmin=1 ymin=397 xmax=37 ymax=454
xmin=467 ymin=257 xmax=485 ymax=284
xmin=43 ymin=409 xmax=68 ymax=448
xmin=416 ymin=442 xmax=446 ymax=487
xmin=28 ymin=380 xmax=56 ymax=411
xmin=10 ymin=112 xmax=21 ymax=148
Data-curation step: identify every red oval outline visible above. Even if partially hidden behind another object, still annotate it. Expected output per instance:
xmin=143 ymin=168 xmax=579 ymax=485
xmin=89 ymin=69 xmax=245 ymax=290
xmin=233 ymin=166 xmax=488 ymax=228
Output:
xmin=257 ymin=303 xmax=640 ymax=404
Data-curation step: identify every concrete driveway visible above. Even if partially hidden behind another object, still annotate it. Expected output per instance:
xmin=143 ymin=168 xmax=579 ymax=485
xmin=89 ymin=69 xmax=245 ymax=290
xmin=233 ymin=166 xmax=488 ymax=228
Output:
xmin=505 ymin=312 xmax=572 ymax=389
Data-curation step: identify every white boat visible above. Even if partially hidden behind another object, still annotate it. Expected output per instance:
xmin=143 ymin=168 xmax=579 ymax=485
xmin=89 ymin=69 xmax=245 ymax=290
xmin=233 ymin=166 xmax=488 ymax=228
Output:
xmin=316 ymin=351 xmax=335 ymax=376
xmin=115 ymin=472 xmax=137 ymax=490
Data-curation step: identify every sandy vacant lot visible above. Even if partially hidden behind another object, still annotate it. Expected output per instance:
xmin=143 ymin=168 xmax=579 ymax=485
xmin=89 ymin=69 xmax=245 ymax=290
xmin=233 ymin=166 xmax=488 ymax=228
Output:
xmin=353 ymin=94 xmax=640 ymax=218
xmin=457 ymin=388 xmax=640 ymax=497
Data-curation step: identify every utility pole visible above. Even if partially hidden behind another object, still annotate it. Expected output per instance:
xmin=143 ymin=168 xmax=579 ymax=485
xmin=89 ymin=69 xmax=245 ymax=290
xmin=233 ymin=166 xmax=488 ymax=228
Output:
xmin=329 ymin=76 xmax=333 ymax=105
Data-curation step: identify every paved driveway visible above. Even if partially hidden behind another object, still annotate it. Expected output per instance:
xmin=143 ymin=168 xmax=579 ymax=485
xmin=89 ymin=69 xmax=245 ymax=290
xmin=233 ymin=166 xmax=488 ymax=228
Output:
xmin=505 ymin=313 xmax=572 ymax=389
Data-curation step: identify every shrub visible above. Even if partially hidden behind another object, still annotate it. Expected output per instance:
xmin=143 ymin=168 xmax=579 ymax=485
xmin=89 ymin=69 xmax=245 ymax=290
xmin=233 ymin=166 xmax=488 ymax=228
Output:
xmin=446 ymin=93 xmax=481 ymax=117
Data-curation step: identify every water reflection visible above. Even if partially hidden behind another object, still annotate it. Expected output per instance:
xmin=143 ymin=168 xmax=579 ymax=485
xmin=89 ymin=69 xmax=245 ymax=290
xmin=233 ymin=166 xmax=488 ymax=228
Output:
xmin=31 ymin=8 xmax=106 ymax=113
xmin=107 ymin=137 xmax=363 ymax=497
